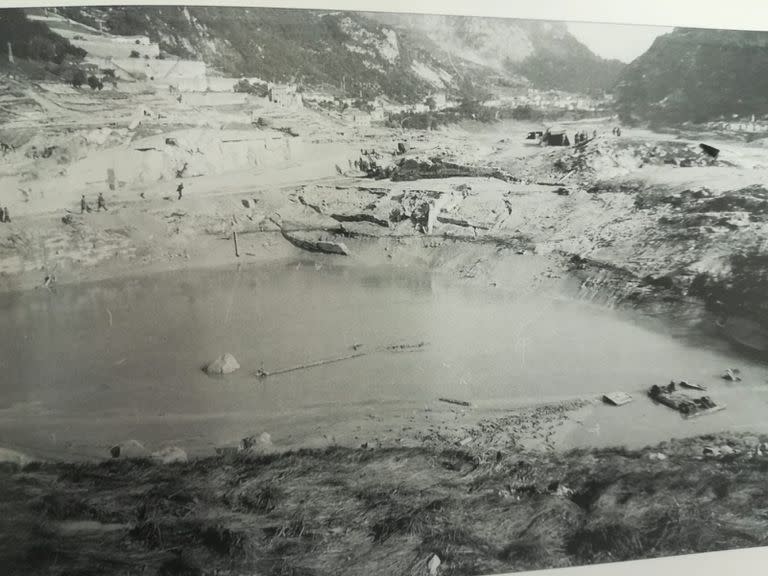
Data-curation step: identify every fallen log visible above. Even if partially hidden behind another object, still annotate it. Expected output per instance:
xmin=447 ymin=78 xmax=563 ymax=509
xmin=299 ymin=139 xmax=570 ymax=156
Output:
xmin=298 ymin=196 xmax=323 ymax=215
xmin=436 ymin=215 xmax=490 ymax=230
xmin=255 ymin=351 xmax=366 ymax=378
xmin=438 ymin=397 xmax=472 ymax=407
xmin=254 ymin=342 xmax=429 ymax=379
xmin=330 ymin=213 xmax=390 ymax=228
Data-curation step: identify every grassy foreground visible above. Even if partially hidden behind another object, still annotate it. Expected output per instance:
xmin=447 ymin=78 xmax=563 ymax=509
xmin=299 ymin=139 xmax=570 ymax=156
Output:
xmin=2 ymin=434 xmax=768 ymax=576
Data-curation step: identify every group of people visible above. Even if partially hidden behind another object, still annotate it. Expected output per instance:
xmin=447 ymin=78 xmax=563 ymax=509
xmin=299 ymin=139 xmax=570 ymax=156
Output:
xmin=574 ymin=130 xmax=597 ymax=144
xmin=0 ymin=206 xmax=11 ymax=223
xmin=80 ymin=192 xmax=108 ymax=213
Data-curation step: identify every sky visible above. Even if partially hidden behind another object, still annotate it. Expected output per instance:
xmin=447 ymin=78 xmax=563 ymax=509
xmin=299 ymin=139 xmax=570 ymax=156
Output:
xmin=566 ymin=22 xmax=674 ymax=63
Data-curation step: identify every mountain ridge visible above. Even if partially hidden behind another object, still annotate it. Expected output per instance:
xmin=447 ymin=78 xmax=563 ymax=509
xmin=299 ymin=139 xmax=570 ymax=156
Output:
xmin=49 ymin=6 xmax=623 ymax=100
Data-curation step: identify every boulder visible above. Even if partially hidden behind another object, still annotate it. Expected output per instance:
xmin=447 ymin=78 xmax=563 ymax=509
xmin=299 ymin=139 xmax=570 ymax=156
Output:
xmin=204 ymin=353 xmax=240 ymax=375
xmin=427 ymin=553 xmax=441 ymax=576
xmin=151 ymin=446 xmax=188 ymax=464
xmin=240 ymin=432 xmax=274 ymax=454
xmin=110 ymin=439 xmax=150 ymax=459
xmin=0 ymin=447 xmax=32 ymax=467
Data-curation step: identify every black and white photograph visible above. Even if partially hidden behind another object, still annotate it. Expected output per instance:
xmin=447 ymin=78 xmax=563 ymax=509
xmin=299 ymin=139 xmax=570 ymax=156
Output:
xmin=1 ymin=2 xmax=768 ymax=575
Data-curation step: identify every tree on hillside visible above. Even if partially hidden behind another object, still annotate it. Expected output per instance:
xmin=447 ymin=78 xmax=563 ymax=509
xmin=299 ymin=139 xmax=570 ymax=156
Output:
xmin=71 ymin=69 xmax=87 ymax=88
xmin=87 ymin=75 xmax=104 ymax=91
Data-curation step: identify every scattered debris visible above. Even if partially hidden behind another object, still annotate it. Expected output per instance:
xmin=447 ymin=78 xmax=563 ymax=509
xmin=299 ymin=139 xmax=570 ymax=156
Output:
xmin=438 ymin=398 xmax=472 ymax=407
xmin=602 ymin=392 xmax=633 ymax=406
xmin=554 ymin=484 xmax=574 ymax=497
xmin=648 ymin=382 xmax=725 ymax=417
xmin=647 ymin=452 xmax=668 ymax=461
xmin=699 ymin=143 xmax=720 ymax=158
xmin=385 ymin=342 xmax=427 ymax=353
xmin=678 ymin=380 xmax=706 ymax=391
xmin=204 ymin=353 xmax=241 ymax=376
xmin=722 ymin=368 xmax=742 ymax=382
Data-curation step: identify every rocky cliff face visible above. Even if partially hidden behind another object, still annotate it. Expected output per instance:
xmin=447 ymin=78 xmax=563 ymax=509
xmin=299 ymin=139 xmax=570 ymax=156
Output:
xmin=367 ymin=13 xmax=625 ymax=95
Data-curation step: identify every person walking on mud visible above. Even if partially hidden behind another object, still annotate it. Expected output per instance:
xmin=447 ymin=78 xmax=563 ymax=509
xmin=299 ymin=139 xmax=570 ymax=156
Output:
xmin=0 ymin=207 xmax=5 ymax=223
xmin=177 ymin=183 xmax=184 ymax=200
xmin=80 ymin=194 xmax=88 ymax=214
xmin=2 ymin=207 xmax=9 ymax=223
xmin=97 ymin=192 xmax=107 ymax=212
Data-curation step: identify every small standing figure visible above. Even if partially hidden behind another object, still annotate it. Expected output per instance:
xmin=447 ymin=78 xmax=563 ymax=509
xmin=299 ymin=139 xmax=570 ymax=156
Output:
xmin=97 ymin=192 xmax=107 ymax=211
xmin=616 ymin=127 xmax=622 ymax=137
xmin=2 ymin=207 xmax=9 ymax=223
xmin=0 ymin=207 xmax=5 ymax=223
xmin=593 ymin=130 xmax=597 ymax=139
xmin=177 ymin=183 xmax=184 ymax=200
xmin=80 ymin=194 xmax=87 ymax=214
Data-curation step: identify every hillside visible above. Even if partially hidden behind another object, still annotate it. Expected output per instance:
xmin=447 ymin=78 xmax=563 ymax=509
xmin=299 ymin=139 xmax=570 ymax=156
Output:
xmin=55 ymin=6 xmax=465 ymax=103
xmin=615 ymin=28 xmax=768 ymax=124
xmin=51 ymin=6 xmax=622 ymax=101
xmin=0 ymin=8 xmax=85 ymax=64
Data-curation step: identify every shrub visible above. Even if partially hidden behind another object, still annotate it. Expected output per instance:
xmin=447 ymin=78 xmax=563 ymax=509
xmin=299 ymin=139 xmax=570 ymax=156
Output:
xmin=71 ymin=69 xmax=87 ymax=88
xmin=87 ymin=75 xmax=104 ymax=91
xmin=129 ymin=50 xmax=140 ymax=58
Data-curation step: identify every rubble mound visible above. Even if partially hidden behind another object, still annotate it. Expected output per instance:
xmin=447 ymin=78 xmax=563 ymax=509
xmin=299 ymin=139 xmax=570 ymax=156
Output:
xmin=390 ymin=157 xmax=513 ymax=182
xmin=554 ymin=138 xmax=724 ymax=178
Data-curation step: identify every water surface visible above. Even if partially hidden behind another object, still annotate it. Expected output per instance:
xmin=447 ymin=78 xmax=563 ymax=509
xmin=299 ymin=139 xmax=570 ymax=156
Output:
xmin=1 ymin=258 xmax=766 ymax=457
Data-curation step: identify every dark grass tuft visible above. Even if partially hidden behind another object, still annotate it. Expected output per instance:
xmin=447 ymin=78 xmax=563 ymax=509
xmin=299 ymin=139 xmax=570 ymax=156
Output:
xmin=236 ymin=483 xmax=285 ymax=513
xmin=370 ymin=498 xmax=448 ymax=543
xmin=566 ymin=520 xmax=644 ymax=562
